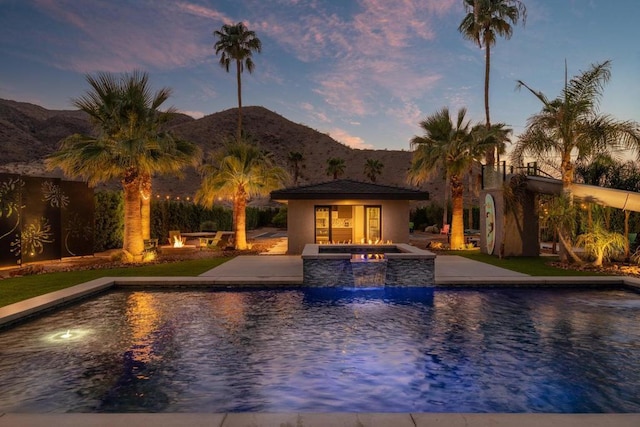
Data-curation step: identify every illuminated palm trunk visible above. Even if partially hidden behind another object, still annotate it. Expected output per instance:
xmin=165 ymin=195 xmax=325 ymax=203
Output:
xmin=140 ymin=174 xmax=152 ymax=241
xmin=122 ymin=177 xmax=144 ymax=257
xmin=233 ymin=189 xmax=248 ymax=250
xmin=449 ymin=175 xmax=465 ymax=250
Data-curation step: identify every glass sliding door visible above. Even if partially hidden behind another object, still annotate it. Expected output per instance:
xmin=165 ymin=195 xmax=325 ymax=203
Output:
xmin=365 ymin=206 xmax=381 ymax=243
xmin=314 ymin=206 xmax=330 ymax=243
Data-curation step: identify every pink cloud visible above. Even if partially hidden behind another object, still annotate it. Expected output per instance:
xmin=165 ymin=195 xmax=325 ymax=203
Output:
xmin=328 ymin=128 xmax=373 ymax=149
xmin=31 ymin=0 xmax=217 ymax=73
xmin=180 ymin=110 xmax=206 ymax=119
xmin=257 ymin=0 xmax=453 ymax=119
xmin=175 ymin=2 xmax=232 ymax=23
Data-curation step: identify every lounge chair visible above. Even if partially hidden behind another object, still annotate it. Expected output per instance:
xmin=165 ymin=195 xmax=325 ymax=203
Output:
xmin=440 ymin=224 xmax=450 ymax=235
xmin=199 ymin=231 xmax=224 ymax=249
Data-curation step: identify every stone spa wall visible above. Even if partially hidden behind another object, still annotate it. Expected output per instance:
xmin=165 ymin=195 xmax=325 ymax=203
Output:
xmin=301 ymin=243 xmax=436 ymax=287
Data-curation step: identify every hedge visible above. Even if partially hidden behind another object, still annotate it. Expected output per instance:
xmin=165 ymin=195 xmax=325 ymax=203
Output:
xmin=94 ymin=191 xmax=281 ymax=251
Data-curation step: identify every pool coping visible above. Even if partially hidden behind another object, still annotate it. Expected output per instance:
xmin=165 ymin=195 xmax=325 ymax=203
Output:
xmin=1 ymin=412 xmax=640 ymax=427
xmin=1 ymin=275 xmax=639 ymax=328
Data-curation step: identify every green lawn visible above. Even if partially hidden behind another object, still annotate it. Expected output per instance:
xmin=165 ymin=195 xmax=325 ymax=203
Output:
xmin=0 ymin=252 xmax=612 ymax=309
xmin=455 ymin=251 xmax=609 ymax=276
xmin=0 ymin=257 xmax=230 ymax=308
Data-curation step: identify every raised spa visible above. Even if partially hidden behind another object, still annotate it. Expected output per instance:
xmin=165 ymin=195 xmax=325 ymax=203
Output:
xmin=301 ymin=243 xmax=436 ymax=286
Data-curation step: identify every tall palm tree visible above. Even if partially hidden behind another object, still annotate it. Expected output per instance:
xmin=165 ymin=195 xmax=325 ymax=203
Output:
xmin=364 ymin=158 xmax=384 ymax=182
xmin=459 ymin=0 xmax=526 ymax=166
xmin=326 ymin=157 xmax=346 ymax=180
xmin=287 ymin=151 xmax=305 ymax=185
xmin=512 ymin=60 xmax=640 ymax=261
xmin=408 ymin=107 xmax=495 ymax=249
xmin=196 ymin=138 xmax=288 ymax=250
xmin=214 ymin=22 xmax=262 ymax=140
xmin=46 ymin=71 xmax=200 ymax=258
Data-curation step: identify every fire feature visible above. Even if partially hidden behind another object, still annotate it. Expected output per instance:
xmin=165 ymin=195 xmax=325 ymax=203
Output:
xmin=173 ymin=236 xmax=184 ymax=248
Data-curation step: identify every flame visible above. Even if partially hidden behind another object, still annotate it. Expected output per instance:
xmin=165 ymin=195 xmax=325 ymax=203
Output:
xmin=173 ymin=236 xmax=184 ymax=248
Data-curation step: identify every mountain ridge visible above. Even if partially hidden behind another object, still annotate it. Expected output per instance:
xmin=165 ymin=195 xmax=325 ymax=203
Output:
xmin=0 ymin=98 xmax=446 ymax=204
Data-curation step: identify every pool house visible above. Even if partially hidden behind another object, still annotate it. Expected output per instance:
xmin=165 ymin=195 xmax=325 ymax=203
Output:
xmin=270 ymin=179 xmax=429 ymax=254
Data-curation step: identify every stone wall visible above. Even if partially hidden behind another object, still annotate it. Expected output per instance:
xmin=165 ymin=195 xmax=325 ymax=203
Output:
xmin=302 ymin=243 xmax=436 ymax=287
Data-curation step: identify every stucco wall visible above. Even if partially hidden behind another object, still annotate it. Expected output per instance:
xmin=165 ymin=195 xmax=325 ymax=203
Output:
xmin=286 ymin=199 xmax=411 ymax=254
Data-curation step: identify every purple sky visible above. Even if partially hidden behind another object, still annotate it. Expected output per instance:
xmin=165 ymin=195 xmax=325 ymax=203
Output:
xmin=1 ymin=0 xmax=638 ymax=154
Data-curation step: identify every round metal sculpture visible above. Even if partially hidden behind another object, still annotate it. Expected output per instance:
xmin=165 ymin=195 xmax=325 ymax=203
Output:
xmin=485 ymin=194 xmax=496 ymax=254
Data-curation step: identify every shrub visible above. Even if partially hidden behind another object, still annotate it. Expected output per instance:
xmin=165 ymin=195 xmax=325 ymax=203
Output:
xmin=576 ymin=222 xmax=627 ymax=266
xmin=200 ymin=220 xmax=217 ymax=232
xmin=272 ymin=206 xmax=288 ymax=228
xmin=94 ymin=191 xmax=123 ymax=252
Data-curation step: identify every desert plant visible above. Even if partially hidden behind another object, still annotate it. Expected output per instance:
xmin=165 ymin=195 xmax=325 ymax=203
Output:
xmin=576 ymin=222 xmax=627 ymax=266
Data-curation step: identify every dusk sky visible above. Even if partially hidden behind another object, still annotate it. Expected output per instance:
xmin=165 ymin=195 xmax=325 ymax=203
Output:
xmin=1 ymin=0 xmax=638 ymax=152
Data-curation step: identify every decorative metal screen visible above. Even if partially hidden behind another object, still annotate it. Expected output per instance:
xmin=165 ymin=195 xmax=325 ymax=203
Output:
xmin=0 ymin=174 xmax=94 ymax=268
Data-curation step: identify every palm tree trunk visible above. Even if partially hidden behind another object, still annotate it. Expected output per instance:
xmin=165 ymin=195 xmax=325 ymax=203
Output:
xmin=442 ymin=175 xmax=449 ymax=228
xmin=122 ymin=180 xmax=144 ymax=258
xmin=450 ymin=176 xmax=465 ymax=250
xmin=559 ymin=156 xmax=575 ymax=262
xmin=484 ymin=41 xmax=495 ymax=166
xmin=558 ymin=229 xmax=583 ymax=264
xmin=140 ymin=175 xmax=152 ymax=241
xmin=236 ymin=59 xmax=243 ymax=141
xmin=234 ymin=189 xmax=248 ymax=250
xmin=466 ymin=170 xmax=474 ymax=229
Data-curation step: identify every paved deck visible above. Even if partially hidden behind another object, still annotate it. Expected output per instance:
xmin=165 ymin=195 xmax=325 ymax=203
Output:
xmin=1 ymin=412 xmax=639 ymax=427
xmin=199 ymin=253 xmax=530 ymax=281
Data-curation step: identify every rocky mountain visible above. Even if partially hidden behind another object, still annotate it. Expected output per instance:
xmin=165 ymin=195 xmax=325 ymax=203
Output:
xmin=0 ymin=98 xmax=450 ymax=205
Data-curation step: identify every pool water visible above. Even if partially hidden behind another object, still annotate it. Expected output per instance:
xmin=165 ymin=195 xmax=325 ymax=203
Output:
xmin=0 ymin=287 xmax=639 ymax=413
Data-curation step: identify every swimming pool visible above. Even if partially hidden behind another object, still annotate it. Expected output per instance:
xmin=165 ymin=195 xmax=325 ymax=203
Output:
xmin=0 ymin=287 xmax=638 ymax=413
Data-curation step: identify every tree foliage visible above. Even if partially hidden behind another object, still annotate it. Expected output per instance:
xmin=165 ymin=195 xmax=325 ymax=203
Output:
xmin=214 ymin=22 xmax=262 ymax=140
xmin=196 ymin=138 xmax=288 ymax=249
xmin=47 ymin=71 xmax=200 ymax=258
xmin=325 ymin=157 xmax=346 ymax=180
xmin=364 ymin=158 xmax=384 ymax=182
xmin=408 ymin=107 xmax=503 ymax=249
xmin=459 ymin=0 xmax=526 ymax=165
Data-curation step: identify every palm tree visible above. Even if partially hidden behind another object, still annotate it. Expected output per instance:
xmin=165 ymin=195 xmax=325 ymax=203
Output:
xmin=213 ymin=22 xmax=262 ymax=140
xmin=364 ymin=158 xmax=384 ymax=182
xmin=287 ymin=151 xmax=305 ymax=185
xmin=47 ymin=71 xmax=200 ymax=259
xmin=326 ymin=157 xmax=346 ymax=180
xmin=408 ymin=107 xmax=495 ymax=249
xmin=459 ymin=0 xmax=526 ymax=166
xmin=577 ymin=222 xmax=627 ymax=267
xmin=196 ymin=138 xmax=288 ymax=250
xmin=512 ymin=60 xmax=640 ymax=261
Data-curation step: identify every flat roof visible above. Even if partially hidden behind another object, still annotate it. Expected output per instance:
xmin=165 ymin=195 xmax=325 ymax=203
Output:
xmin=270 ymin=179 xmax=429 ymax=201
